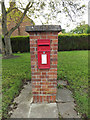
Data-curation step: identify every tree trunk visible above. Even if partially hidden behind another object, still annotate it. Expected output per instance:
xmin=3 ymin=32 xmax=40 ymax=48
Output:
xmin=1 ymin=2 xmax=12 ymax=57
xmin=2 ymin=39 xmax=5 ymax=56
xmin=4 ymin=35 xmax=12 ymax=56
xmin=1 ymin=1 xmax=31 ymax=57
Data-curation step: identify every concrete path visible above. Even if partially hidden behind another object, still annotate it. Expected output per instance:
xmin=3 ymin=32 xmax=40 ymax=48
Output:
xmin=10 ymin=82 xmax=32 ymax=118
xmin=57 ymin=80 xmax=81 ymax=118
xmin=10 ymin=80 xmax=81 ymax=119
xmin=29 ymin=103 xmax=58 ymax=118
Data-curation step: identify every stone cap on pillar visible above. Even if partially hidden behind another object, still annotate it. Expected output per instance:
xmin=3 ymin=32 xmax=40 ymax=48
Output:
xmin=26 ymin=25 xmax=62 ymax=32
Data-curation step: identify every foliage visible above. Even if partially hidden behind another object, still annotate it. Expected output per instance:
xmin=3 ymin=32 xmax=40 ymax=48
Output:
xmin=58 ymin=34 xmax=89 ymax=51
xmin=87 ymin=26 xmax=90 ymax=34
xmin=11 ymin=36 xmax=30 ymax=53
xmin=70 ymin=24 xmax=90 ymax=34
xmin=2 ymin=53 xmax=31 ymax=119
xmin=7 ymin=7 xmax=34 ymax=26
xmin=2 ymin=34 xmax=89 ymax=53
xmin=2 ymin=0 xmax=86 ymax=56
xmin=28 ymin=0 xmax=86 ymax=24
xmin=57 ymin=50 xmax=88 ymax=117
xmin=2 ymin=36 xmax=30 ymax=53
xmin=62 ymin=29 xmax=66 ymax=33
xmin=1 ymin=1 xmax=32 ymax=56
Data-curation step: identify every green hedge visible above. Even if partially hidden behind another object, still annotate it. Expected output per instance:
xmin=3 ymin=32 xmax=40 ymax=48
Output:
xmin=2 ymin=36 xmax=30 ymax=53
xmin=58 ymin=34 xmax=89 ymax=51
xmin=2 ymin=34 xmax=89 ymax=53
xmin=11 ymin=36 xmax=30 ymax=53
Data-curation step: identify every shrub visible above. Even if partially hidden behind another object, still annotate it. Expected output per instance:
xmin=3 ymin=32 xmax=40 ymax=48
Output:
xmin=2 ymin=34 xmax=89 ymax=53
xmin=11 ymin=36 xmax=30 ymax=53
xmin=58 ymin=34 xmax=89 ymax=51
xmin=2 ymin=36 xmax=30 ymax=53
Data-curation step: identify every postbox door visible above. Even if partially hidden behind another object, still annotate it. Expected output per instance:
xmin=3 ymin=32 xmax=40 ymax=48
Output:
xmin=38 ymin=51 xmax=50 ymax=69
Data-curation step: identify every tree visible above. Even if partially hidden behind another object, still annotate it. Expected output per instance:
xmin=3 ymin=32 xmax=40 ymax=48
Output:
xmin=87 ymin=26 xmax=90 ymax=34
xmin=1 ymin=0 xmax=86 ymax=57
xmin=1 ymin=0 xmax=33 ymax=57
xmin=70 ymin=23 xmax=89 ymax=34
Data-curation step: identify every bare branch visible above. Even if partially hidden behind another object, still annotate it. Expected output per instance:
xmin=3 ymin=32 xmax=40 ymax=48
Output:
xmin=6 ymin=7 xmax=17 ymax=14
xmin=8 ymin=2 xmax=31 ymax=36
xmin=1 ymin=2 xmax=8 ymax=35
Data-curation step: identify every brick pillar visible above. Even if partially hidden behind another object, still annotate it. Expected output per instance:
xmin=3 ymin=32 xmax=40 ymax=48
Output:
xmin=26 ymin=25 xmax=61 ymax=103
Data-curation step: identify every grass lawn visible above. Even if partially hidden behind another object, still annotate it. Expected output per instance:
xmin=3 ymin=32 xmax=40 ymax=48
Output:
xmin=2 ymin=51 xmax=88 ymax=118
xmin=0 ymin=54 xmax=2 ymax=119
xmin=2 ymin=53 xmax=31 ymax=119
xmin=58 ymin=50 xmax=88 ymax=118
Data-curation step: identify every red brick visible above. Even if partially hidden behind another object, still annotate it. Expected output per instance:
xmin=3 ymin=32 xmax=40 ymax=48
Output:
xmin=47 ymin=96 xmax=51 ymax=102
xmin=47 ymin=72 xmax=57 ymax=76
xmin=32 ymin=72 xmax=41 ymax=75
xmin=52 ymin=32 xmax=58 ymax=35
xmin=46 ymin=32 xmax=52 ymax=35
xmin=49 ymin=68 xmax=57 ymax=72
xmin=29 ymin=32 xmax=35 ymax=35
xmin=51 ymin=48 xmax=57 ymax=51
xmin=30 ymin=44 xmax=37 ymax=47
xmin=37 ymin=75 xmax=41 ymax=79
xmin=37 ymin=96 xmax=39 ymax=102
xmin=44 ymin=96 xmax=46 ymax=101
xmin=42 ymin=72 xmax=46 ymax=75
xmin=35 ymin=85 xmax=41 ymax=88
xmin=48 ymin=79 xmax=57 ymax=82
xmin=31 ymin=55 xmax=36 ymax=58
xmin=33 ymin=79 xmax=41 ymax=81
xmin=31 ymin=62 xmax=36 ymax=66
xmin=52 ymin=39 xmax=58 ymax=43
xmin=51 ymin=58 xmax=57 ymax=61
xmin=29 ymin=30 xmax=59 ymax=103
xmin=48 ymin=86 xmax=56 ymax=88
xmin=50 ymin=96 xmax=53 ymax=102
xmin=51 ymin=51 xmax=57 ymax=54
xmin=42 ymin=78 xmax=46 ymax=82
xmin=42 ymin=86 xmax=47 ymax=89
xmin=31 ymin=58 xmax=37 ymax=61
xmin=33 ymin=92 xmax=40 ymax=94
xmin=30 ymin=40 xmax=35 ymax=44
xmin=51 ymin=46 xmax=58 ymax=49
xmin=31 ymin=75 xmax=37 ymax=79
xmin=41 ymin=76 xmax=46 ymax=78
xmin=51 ymin=61 xmax=57 ymax=65
xmin=40 ymin=96 xmax=42 ymax=102
xmin=50 ymin=65 xmax=57 ymax=68
xmin=53 ymin=44 xmax=58 ymax=46
xmin=47 ymin=36 xmax=58 ymax=39
xmin=30 ymin=36 xmax=40 ymax=39
xmin=30 ymin=48 xmax=36 ymax=51
xmin=40 ymin=36 xmax=46 ymax=39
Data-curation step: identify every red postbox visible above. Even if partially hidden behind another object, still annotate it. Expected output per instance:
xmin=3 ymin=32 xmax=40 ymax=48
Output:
xmin=37 ymin=39 xmax=50 ymax=69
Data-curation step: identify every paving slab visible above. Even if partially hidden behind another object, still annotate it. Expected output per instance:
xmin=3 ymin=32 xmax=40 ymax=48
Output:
xmin=14 ymin=82 xmax=32 ymax=104
xmin=57 ymin=102 xmax=80 ymax=118
xmin=28 ymin=103 xmax=58 ymax=118
xmin=10 ymin=81 xmax=81 ymax=119
xmin=10 ymin=82 xmax=33 ymax=118
xmin=56 ymin=88 xmax=74 ymax=103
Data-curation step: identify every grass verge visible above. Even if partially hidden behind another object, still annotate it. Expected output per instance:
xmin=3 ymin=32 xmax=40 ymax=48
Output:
xmin=2 ymin=53 xmax=31 ymax=119
xmin=57 ymin=50 xmax=88 ymax=118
